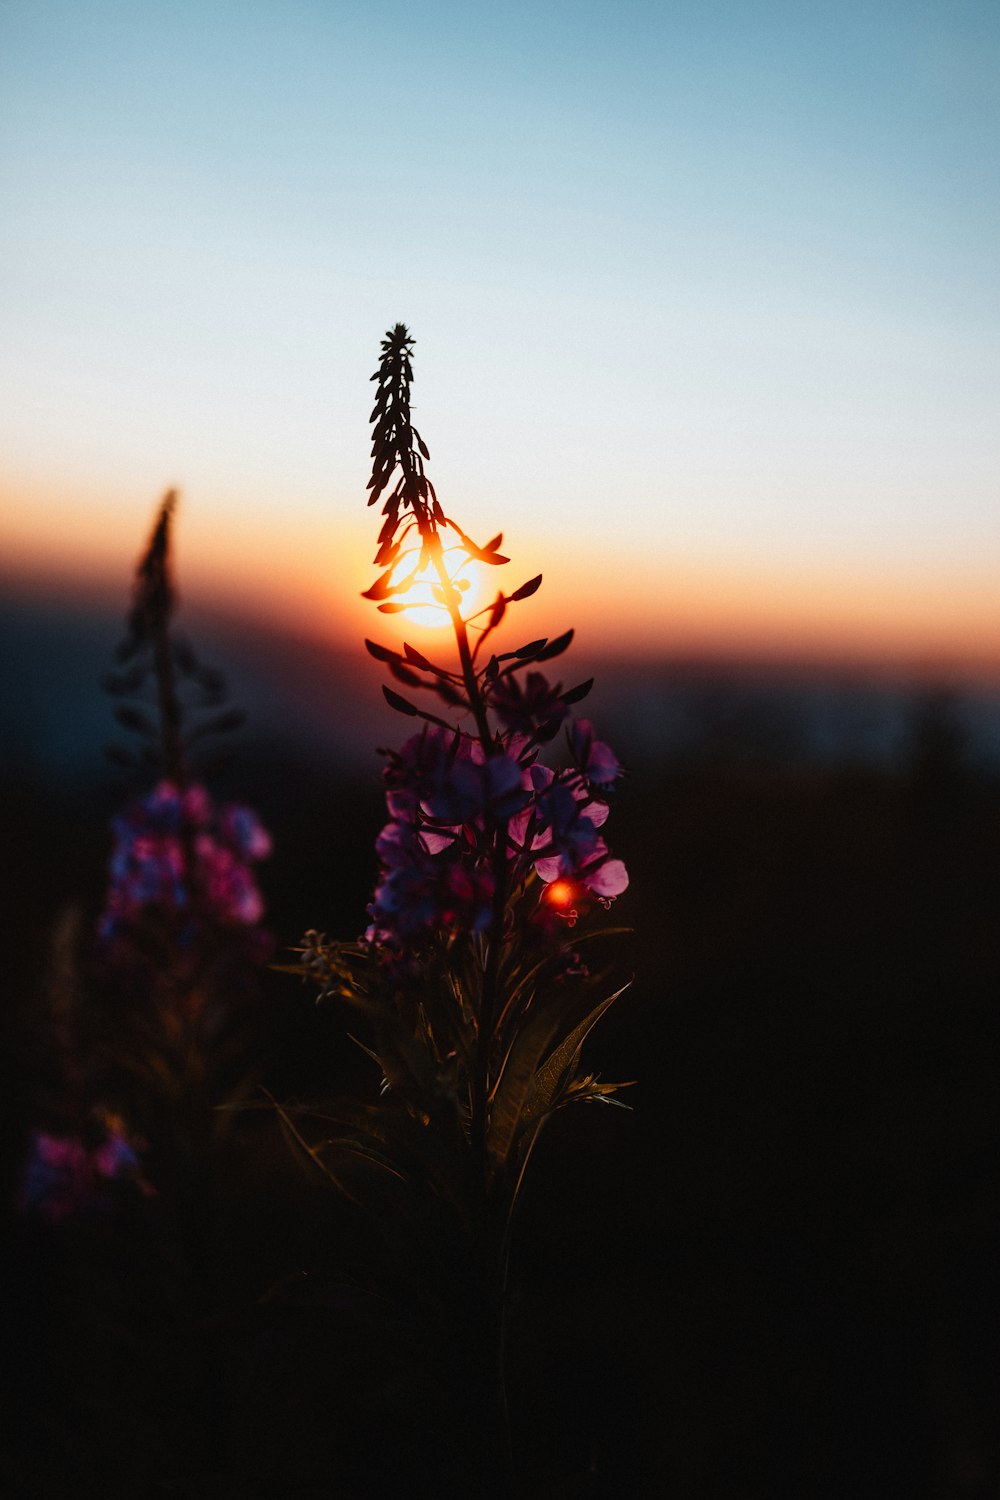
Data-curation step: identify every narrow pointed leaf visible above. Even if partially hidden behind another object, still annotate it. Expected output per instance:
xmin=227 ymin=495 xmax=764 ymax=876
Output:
xmin=374 ymin=538 xmax=401 ymax=568
xmin=361 ymin=567 xmax=396 ymax=601
xmin=561 ymin=677 xmax=594 ymax=705
xmin=402 ymin=643 xmax=434 ymax=670
xmin=511 ymin=574 xmax=543 ymax=601
xmin=383 ymin=686 xmax=420 ymax=716
xmin=536 ymin=629 xmax=574 ymax=661
xmin=488 ymin=1001 xmax=568 ymax=1170
xmin=523 ymin=983 xmax=631 ymax=1123
xmin=365 ymin=638 xmax=400 ymax=664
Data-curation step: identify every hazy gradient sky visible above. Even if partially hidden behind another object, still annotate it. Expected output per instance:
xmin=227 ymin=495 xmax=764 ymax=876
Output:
xmin=2 ymin=0 xmax=998 ymax=665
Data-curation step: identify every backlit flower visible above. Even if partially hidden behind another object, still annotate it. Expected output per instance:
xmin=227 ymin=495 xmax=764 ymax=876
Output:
xmin=98 ymin=780 xmax=271 ymax=945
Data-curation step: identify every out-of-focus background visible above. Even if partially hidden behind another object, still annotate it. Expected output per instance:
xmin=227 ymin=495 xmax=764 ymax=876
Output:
xmin=3 ymin=0 xmax=998 ymax=674
xmin=3 ymin=2 xmax=999 ymax=1495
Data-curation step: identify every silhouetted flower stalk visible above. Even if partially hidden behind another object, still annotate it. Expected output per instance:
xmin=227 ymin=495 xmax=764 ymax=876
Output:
xmin=14 ymin=494 xmax=274 ymax=1484
xmin=91 ymin=492 xmax=274 ymax=1471
xmin=92 ymin=494 xmax=272 ymax=1206
xmin=100 ymin=492 xmax=271 ymax=982
xmin=15 ymin=492 xmax=273 ymax=1197
xmin=132 ymin=491 xmax=187 ymax=787
xmin=290 ymin=325 xmax=633 ymax=1494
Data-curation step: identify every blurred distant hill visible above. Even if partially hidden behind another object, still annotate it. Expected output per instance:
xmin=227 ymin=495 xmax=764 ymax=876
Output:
xmin=0 ymin=589 xmax=379 ymax=779
xmin=4 ymin=589 xmax=1000 ymax=781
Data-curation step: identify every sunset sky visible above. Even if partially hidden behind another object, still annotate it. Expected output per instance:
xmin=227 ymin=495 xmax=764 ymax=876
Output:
xmin=2 ymin=0 xmax=998 ymax=671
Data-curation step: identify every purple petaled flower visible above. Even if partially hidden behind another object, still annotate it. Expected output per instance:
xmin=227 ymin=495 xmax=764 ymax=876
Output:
xmin=98 ymin=780 xmax=271 ymax=945
xmin=220 ymin=804 xmax=272 ymax=860
xmin=368 ymin=728 xmax=539 ymax=949
xmin=18 ymin=1124 xmax=152 ymax=1223
xmin=181 ymin=783 xmax=213 ymax=827
xmin=508 ymin=761 xmax=629 ymax=902
xmin=568 ymin=719 xmax=623 ymax=788
xmin=195 ymin=834 xmax=266 ymax=925
xmin=388 ymin=728 xmax=529 ymax=825
xmin=366 ymin=853 xmax=494 ymax=946
xmin=99 ymin=818 xmax=187 ymax=940
xmin=368 ymin=702 xmax=627 ymax=950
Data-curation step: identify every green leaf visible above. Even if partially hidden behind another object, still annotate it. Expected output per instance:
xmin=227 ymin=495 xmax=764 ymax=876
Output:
xmin=345 ymin=995 xmax=439 ymax=1097
xmin=523 ymin=982 xmax=631 ymax=1124
xmin=262 ymin=1089 xmax=360 ymax=1201
xmin=487 ymin=999 xmax=569 ymax=1169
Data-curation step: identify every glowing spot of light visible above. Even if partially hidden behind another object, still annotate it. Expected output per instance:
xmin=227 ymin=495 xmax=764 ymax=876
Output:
xmin=545 ymin=879 xmax=576 ymax=909
xmin=400 ymin=549 xmax=484 ymax=629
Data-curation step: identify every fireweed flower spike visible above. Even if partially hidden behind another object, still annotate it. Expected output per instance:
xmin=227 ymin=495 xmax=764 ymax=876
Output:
xmin=98 ymin=779 xmax=271 ymax=951
xmin=91 ymin=493 xmax=273 ymax=1201
xmin=288 ymin=327 xmax=634 ymax=1496
xmin=99 ymin=492 xmax=272 ymax=969
xmin=19 ymin=494 xmax=272 ymax=1235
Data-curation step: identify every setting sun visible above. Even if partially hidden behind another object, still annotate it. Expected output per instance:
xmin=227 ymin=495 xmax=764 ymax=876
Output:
xmin=393 ymin=548 xmax=486 ymax=629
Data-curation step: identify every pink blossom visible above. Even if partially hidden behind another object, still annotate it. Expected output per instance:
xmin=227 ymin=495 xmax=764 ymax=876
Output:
xmin=18 ymin=1126 xmax=151 ymax=1223
xmin=98 ymin=780 xmax=271 ymax=944
xmin=568 ymin=720 xmax=623 ymax=787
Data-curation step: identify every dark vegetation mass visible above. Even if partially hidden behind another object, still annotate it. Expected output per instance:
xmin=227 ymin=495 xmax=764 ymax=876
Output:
xmin=4 ymin=692 xmax=998 ymax=1497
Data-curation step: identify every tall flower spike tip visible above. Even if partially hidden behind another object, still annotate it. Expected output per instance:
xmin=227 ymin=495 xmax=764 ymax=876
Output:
xmin=105 ymin=492 xmax=251 ymax=787
xmin=366 ymin=324 xmax=441 ymax=580
xmin=127 ymin=489 xmax=179 ymax=646
xmin=363 ymin=326 xmax=511 ymax=614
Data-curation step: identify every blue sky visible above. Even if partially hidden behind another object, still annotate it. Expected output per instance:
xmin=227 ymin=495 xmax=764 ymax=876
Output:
xmin=2 ymin=0 xmax=997 ymax=657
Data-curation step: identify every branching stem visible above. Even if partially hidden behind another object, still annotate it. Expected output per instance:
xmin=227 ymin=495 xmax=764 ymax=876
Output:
xmin=427 ymin=530 xmax=506 ymax=1175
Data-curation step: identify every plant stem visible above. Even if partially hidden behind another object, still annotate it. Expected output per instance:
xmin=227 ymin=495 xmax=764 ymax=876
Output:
xmin=426 ymin=530 xmax=491 ymax=748
xmin=430 ymin=528 xmax=515 ymax=1495
xmin=428 ymin=531 xmax=505 ymax=1140
xmin=153 ymin=609 xmax=186 ymax=790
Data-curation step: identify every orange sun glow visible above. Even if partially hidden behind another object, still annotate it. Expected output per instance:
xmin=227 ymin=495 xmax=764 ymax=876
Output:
xmin=394 ymin=549 xmax=485 ymax=629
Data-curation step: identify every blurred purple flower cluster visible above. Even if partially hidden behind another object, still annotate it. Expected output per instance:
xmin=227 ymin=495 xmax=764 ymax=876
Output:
xmin=98 ymin=780 xmax=271 ymax=946
xmin=366 ymin=705 xmax=627 ymax=950
xmin=18 ymin=1121 xmax=152 ymax=1223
